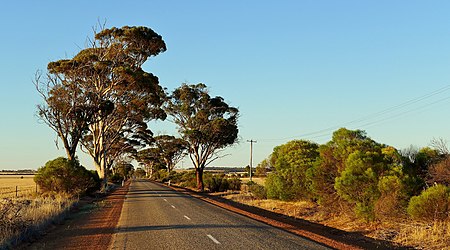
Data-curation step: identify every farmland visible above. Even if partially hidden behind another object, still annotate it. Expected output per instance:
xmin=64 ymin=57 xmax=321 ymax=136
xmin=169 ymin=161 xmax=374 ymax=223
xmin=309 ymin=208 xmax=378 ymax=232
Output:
xmin=0 ymin=175 xmax=37 ymax=198
xmin=0 ymin=174 xmax=75 ymax=248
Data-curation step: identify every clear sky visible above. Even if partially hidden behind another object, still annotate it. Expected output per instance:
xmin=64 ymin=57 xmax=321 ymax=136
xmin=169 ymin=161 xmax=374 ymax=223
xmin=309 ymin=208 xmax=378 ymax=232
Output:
xmin=1 ymin=1 xmax=450 ymax=170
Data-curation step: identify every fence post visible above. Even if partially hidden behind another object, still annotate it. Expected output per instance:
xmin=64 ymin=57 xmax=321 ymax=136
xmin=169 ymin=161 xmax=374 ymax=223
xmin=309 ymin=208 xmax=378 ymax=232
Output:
xmin=16 ymin=186 xmax=18 ymax=198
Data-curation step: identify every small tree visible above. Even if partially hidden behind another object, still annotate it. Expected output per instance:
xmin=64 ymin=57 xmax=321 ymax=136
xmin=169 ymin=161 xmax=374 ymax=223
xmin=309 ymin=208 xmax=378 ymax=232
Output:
xmin=265 ymin=140 xmax=319 ymax=201
xmin=165 ymin=83 xmax=239 ymax=191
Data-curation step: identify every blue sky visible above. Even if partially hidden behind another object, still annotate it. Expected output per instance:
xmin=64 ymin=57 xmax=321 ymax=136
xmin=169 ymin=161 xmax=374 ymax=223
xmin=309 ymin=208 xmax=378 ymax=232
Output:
xmin=1 ymin=1 xmax=450 ymax=170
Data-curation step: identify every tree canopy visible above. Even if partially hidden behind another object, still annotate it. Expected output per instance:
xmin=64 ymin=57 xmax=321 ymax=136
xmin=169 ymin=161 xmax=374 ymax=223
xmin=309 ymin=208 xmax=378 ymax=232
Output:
xmin=165 ymin=83 xmax=239 ymax=190
xmin=36 ymin=26 xmax=167 ymax=184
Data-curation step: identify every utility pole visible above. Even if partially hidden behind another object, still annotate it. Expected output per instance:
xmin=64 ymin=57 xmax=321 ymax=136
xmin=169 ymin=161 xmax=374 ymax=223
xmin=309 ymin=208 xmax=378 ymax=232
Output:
xmin=247 ymin=139 xmax=257 ymax=182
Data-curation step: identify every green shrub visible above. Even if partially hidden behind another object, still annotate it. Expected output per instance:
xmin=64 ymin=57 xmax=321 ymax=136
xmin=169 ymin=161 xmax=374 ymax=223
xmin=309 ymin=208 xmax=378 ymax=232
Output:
xmin=34 ymin=157 xmax=100 ymax=196
xmin=334 ymin=151 xmax=381 ymax=221
xmin=265 ymin=173 xmax=294 ymax=201
xmin=203 ymin=174 xmax=241 ymax=192
xmin=247 ymin=181 xmax=267 ymax=199
xmin=179 ymin=171 xmax=196 ymax=188
xmin=375 ymin=175 xmax=408 ymax=219
xmin=204 ymin=174 xmax=229 ymax=192
xmin=228 ymin=177 xmax=242 ymax=191
xmin=407 ymin=184 xmax=450 ymax=221
xmin=152 ymin=169 xmax=169 ymax=181
xmin=110 ymin=173 xmax=124 ymax=184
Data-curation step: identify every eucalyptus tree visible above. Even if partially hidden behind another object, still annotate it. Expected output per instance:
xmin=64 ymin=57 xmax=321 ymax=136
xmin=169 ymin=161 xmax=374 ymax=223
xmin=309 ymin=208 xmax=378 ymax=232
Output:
xmin=153 ymin=135 xmax=187 ymax=172
xmin=40 ymin=26 xmax=167 ymax=182
xmin=165 ymin=83 xmax=239 ymax=191
xmin=136 ymin=147 xmax=165 ymax=177
xmin=35 ymin=72 xmax=94 ymax=161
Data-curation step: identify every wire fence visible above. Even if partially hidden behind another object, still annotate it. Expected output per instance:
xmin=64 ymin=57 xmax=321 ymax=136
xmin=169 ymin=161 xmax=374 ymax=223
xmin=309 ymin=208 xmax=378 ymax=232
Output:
xmin=0 ymin=185 xmax=39 ymax=198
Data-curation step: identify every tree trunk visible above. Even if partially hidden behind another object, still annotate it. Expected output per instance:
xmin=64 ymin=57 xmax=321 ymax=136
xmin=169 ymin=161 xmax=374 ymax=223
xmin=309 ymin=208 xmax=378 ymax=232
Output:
xmin=196 ymin=168 xmax=204 ymax=191
xmin=94 ymin=160 xmax=108 ymax=191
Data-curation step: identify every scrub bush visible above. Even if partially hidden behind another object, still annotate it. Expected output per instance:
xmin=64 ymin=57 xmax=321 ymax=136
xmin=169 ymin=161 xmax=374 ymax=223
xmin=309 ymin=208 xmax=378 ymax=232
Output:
xmin=407 ymin=184 xmax=450 ymax=221
xmin=34 ymin=157 xmax=100 ymax=196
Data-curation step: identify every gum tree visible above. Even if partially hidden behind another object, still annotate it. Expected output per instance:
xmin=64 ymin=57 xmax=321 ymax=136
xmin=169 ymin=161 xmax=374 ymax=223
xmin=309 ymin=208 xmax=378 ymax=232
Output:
xmin=165 ymin=83 xmax=239 ymax=191
xmin=40 ymin=26 xmax=167 ymax=183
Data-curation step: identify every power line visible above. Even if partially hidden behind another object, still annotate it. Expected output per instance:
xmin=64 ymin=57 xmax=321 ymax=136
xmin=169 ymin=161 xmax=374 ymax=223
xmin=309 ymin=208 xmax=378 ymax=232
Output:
xmin=259 ymin=84 xmax=450 ymax=142
xmin=247 ymin=139 xmax=257 ymax=182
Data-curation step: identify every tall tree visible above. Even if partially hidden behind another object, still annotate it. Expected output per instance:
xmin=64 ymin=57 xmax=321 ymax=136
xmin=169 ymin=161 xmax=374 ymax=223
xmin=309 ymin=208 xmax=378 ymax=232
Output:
xmin=165 ymin=83 xmax=239 ymax=191
xmin=46 ymin=26 xmax=167 ymax=183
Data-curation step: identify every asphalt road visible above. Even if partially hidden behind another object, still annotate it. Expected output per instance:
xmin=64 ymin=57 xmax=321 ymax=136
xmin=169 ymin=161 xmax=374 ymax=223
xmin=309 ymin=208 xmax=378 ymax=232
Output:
xmin=110 ymin=180 xmax=330 ymax=250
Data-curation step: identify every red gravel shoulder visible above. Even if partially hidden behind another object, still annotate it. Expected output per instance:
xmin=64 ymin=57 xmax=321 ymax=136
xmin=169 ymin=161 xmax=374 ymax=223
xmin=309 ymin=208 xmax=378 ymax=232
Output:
xmin=19 ymin=183 xmax=129 ymax=250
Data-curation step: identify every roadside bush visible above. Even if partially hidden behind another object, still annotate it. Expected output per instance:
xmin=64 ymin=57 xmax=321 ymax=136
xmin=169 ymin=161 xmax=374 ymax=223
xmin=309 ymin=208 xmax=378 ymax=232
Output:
xmin=228 ymin=177 xmax=242 ymax=191
xmin=204 ymin=174 xmax=229 ymax=192
xmin=109 ymin=173 xmax=124 ymax=184
xmin=179 ymin=171 xmax=196 ymax=188
xmin=407 ymin=184 xmax=450 ymax=221
xmin=34 ymin=157 xmax=99 ymax=196
xmin=265 ymin=172 xmax=298 ymax=201
xmin=247 ymin=181 xmax=267 ymax=199
xmin=203 ymin=174 xmax=241 ymax=192
xmin=152 ymin=169 xmax=169 ymax=182
xmin=375 ymin=175 xmax=408 ymax=219
xmin=86 ymin=170 xmax=101 ymax=194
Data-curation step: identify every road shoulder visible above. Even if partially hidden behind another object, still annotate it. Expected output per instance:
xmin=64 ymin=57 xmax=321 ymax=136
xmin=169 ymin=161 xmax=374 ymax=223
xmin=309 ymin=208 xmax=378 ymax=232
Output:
xmin=17 ymin=183 xmax=129 ymax=250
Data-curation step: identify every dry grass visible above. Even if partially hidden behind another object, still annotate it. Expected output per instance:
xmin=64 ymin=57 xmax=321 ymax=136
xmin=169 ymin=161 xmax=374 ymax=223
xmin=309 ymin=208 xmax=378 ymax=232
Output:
xmin=393 ymin=221 xmax=450 ymax=250
xmin=0 ymin=195 xmax=75 ymax=248
xmin=240 ymin=177 xmax=266 ymax=185
xmin=223 ymin=191 xmax=450 ymax=250
xmin=0 ymin=175 xmax=37 ymax=198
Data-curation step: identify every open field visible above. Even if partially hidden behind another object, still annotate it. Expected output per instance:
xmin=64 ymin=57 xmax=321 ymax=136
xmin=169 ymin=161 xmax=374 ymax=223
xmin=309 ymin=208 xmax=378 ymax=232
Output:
xmin=0 ymin=175 xmax=36 ymax=198
xmin=240 ymin=177 xmax=265 ymax=185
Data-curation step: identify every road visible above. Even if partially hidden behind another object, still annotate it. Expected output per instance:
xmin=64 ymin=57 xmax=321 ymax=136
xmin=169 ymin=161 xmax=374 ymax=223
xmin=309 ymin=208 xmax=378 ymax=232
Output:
xmin=110 ymin=180 xmax=330 ymax=250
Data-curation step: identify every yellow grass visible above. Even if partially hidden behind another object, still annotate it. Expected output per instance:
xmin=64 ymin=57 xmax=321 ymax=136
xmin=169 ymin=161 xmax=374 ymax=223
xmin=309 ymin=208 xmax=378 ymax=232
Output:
xmin=0 ymin=196 xmax=75 ymax=248
xmin=240 ymin=177 xmax=266 ymax=185
xmin=0 ymin=175 xmax=36 ymax=198
xmin=393 ymin=221 xmax=450 ymax=250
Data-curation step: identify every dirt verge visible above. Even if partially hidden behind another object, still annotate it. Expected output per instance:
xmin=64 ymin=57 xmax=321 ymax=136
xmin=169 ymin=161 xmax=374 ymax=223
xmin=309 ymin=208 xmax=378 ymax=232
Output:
xmin=17 ymin=182 xmax=129 ymax=250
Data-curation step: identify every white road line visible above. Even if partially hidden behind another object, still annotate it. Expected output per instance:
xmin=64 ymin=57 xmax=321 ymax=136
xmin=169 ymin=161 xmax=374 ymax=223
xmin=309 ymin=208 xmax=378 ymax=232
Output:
xmin=183 ymin=215 xmax=191 ymax=220
xmin=171 ymin=205 xmax=176 ymax=208
xmin=163 ymin=198 xmax=167 ymax=202
xmin=207 ymin=234 xmax=221 ymax=244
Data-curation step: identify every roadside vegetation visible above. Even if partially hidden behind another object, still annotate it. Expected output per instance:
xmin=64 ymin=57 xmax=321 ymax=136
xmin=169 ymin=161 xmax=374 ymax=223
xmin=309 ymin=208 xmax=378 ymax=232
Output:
xmin=0 ymin=157 xmax=104 ymax=248
xmin=151 ymin=128 xmax=450 ymax=249
xmin=219 ymin=128 xmax=450 ymax=250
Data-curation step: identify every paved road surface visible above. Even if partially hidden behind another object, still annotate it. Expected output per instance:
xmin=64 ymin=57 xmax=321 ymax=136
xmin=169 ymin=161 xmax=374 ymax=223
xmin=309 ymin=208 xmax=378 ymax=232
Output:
xmin=111 ymin=180 xmax=330 ymax=249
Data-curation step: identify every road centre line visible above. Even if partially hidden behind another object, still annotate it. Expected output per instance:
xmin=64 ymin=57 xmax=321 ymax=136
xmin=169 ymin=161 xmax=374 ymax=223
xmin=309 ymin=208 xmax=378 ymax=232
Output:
xmin=183 ymin=215 xmax=191 ymax=220
xmin=207 ymin=234 xmax=221 ymax=244
xmin=171 ymin=205 xmax=176 ymax=208
xmin=163 ymin=198 xmax=167 ymax=202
